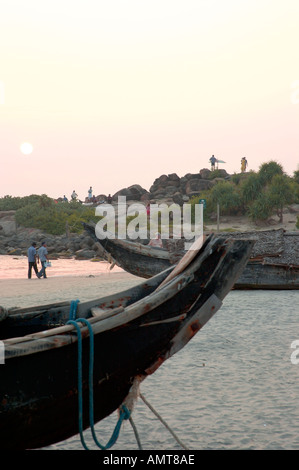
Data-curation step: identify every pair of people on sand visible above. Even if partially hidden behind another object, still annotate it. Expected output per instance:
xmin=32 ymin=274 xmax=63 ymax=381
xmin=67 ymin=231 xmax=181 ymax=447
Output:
xmin=27 ymin=241 xmax=49 ymax=279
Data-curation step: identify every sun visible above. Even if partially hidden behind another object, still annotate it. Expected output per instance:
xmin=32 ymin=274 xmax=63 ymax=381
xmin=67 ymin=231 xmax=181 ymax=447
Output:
xmin=20 ymin=142 xmax=33 ymax=155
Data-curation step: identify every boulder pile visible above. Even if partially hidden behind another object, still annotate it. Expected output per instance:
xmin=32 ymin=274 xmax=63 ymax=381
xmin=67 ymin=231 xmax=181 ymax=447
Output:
xmin=114 ymin=169 xmax=229 ymax=204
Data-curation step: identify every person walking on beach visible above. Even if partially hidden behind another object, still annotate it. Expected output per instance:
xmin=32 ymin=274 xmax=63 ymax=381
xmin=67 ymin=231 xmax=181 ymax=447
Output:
xmin=209 ymin=155 xmax=217 ymax=171
xmin=37 ymin=241 xmax=49 ymax=279
xmin=27 ymin=242 xmax=39 ymax=279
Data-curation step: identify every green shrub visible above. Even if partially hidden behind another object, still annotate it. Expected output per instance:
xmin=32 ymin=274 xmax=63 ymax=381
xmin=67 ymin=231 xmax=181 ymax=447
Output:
xmin=248 ymin=193 xmax=273 ymax=222
xmin=210 ymin=181 xmax=242 ymax=215
xmin=267 ymin=174 xmax=294 ymax=222
xmin=290 ymin=181 xmax=299 ymax=203
xmin=0 ymin=194 xmax=43 ymax=211
xmin=258 ymin=161 xmax=283 ymax=185
xmin=14 ymin=196 xmax=99 ymax=235
xmin=240 ymin=172 xmax=263 ymax=205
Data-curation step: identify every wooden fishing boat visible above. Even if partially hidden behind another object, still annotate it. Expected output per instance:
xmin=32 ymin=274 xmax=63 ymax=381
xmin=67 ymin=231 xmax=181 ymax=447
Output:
xmin=84 ymin=224 xmax=299 ymax=290
xmin=0 ymin=234 xmax=253 ymax=450
xmin=220 ymin=230 xmax=299 ymax=290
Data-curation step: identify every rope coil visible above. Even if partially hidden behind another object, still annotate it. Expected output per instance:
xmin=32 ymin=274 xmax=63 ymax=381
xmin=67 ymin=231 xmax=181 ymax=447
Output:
xmin=67 ymin=302 xmax=188 ymax=451
xmin=67 ymin=316 xmax=130 ymax=450
xmin=69 ymin=299 xmax=80 ymax=321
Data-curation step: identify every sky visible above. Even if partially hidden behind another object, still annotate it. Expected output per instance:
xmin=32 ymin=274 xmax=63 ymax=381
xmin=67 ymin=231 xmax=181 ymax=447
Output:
xmin=1 ymin=0 xmax=299 ymax=201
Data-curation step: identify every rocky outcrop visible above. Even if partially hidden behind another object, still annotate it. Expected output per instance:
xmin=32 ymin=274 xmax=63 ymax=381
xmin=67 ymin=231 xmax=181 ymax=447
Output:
xmin=0 ymin=167 xmax=232 ymax=260
xmin=145 ymin=169 xmax=228 ymax=201
xmin=0 ymin=226 xmax=104 ymax=260
xmin=149 ymin=173 xmax=181 ymax=200
xmin=82 ymin=168 xmax=229 ymax=207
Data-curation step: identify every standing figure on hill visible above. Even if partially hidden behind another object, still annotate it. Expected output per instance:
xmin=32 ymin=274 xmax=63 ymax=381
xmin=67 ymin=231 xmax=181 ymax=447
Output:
xmin=27 ymin=242 xmax=39 ymax=279
xmin=88 ymin=186 xmax=93 ymax=200
xmin=209 ymin=155 xmax=217 ymax=171
xmin=71 ymin=190 xmax=78 ymax=201
xmin=241 ymin=157 xmax=248 ymax=172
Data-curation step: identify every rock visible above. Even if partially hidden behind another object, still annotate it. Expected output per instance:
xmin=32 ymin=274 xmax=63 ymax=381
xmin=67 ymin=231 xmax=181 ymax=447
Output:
xmin=172 ymin=192 xmax=184 ymax=206
xmin=149 ymin=173 xmax=182 ymax=200
xmin=0 ymin=211 xmax=17 ymax=235
xmin=74 ymin=249 xmax=96 ymax=260
xmin=185 ymin=178 xmax=213 ymax=196
xmin=216 ymin=169 xmax=229 ymax=178
xmin=113 ymin=184 xmax=149 ymax=202
xmin=199 ymin=169 xmax=211 ymax=179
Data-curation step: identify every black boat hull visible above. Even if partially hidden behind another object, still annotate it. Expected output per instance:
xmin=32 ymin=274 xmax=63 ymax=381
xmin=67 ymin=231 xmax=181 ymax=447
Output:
xmin=0 ymin=236 xmax=254 ymax=449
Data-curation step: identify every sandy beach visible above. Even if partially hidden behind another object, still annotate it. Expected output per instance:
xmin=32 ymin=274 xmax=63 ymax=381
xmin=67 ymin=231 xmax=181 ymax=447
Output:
xmin=205 ymin=210 xmax=298 ymax=233
xmin=0 ymin=272 xmax=141 ymax=310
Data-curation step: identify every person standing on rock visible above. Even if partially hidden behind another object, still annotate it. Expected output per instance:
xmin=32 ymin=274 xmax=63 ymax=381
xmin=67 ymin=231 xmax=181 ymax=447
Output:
xmin=71 ymin=190 xmax=78 ymax=201
xmin=27 ymin=242 xmax=39 ymax=279
xmin=209 ymin=155 xmax=217 ymax=171
xmin=88 ymin=186 xmax=93 ymax=200
xmin=241 ymin=157 xmax=248 ymax=172
xmin=37 ymin=241 xmax=49 ymax=279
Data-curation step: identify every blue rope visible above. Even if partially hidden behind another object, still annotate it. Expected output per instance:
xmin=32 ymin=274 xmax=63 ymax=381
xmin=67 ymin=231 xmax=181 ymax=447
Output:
xmin=67 ymin=316 xmax=130 ymax=450
xmin=69 ymin=299 xmax=80 ymax=320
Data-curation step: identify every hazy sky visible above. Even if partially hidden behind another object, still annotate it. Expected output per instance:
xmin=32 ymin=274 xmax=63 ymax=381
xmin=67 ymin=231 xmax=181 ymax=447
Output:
xmin=1 ymin=0 xmax=299 ymax=201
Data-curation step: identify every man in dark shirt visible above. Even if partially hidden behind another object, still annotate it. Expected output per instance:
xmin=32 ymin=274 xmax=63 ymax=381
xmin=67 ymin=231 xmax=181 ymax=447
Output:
xmin=37 ymin=241 xmax=49 ymax=279
xmin=209 ymin=155 xmax=217 ymax=171
xmin=27 ymin=242 xmax=39 ymax=279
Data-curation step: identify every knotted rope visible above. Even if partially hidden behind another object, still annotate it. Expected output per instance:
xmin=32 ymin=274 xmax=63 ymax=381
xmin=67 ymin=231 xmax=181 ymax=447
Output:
xmin=67 ymin=315 xmax=130 ymax=450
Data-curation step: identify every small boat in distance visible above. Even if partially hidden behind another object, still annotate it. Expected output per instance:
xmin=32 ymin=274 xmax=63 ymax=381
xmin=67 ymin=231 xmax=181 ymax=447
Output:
xmin=0 ymin=234 xmax=253 ymax=449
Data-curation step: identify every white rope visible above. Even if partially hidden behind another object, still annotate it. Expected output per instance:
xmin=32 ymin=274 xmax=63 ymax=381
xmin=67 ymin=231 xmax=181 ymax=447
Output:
xmin=140 ymin=393 xmax=189 ymax=450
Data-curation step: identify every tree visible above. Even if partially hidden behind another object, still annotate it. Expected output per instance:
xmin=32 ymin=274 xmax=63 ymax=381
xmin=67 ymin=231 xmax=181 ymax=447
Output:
xmin=210 ymin=181 xmax=242 ymax=215
xmin=267 ymin=174 xmax=293 ymax=222
xmin=293 ymin=170 xmax=299 ymax=185
xmin=240 ymin=172 xmax=263 ymax=206
xmin=258 ymin=161 xmax=283 ymax=185
xmin=248 ymin=192 xmax=273 ymax=222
